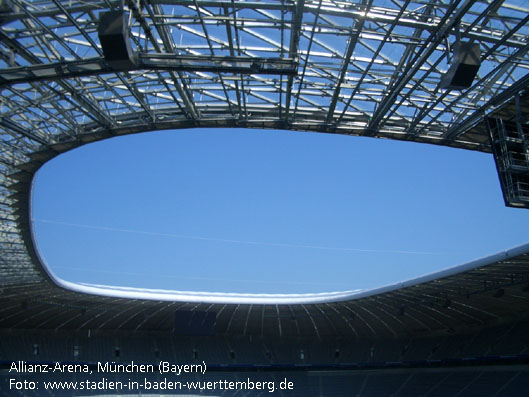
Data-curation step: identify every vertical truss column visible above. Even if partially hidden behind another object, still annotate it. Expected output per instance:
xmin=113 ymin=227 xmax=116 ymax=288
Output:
xmin=284 ymin=0 xmax=304 ymax=122
xmin=487 ymin=95 xmax=529 ymax=208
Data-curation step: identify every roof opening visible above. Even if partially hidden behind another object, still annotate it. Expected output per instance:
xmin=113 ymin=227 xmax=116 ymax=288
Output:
xmin=31 ymin=128 xmax=529 ymax=296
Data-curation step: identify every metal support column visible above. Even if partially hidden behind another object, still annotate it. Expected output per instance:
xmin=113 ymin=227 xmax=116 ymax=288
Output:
xmin=487 ymin=96 xmax=529 ymax=208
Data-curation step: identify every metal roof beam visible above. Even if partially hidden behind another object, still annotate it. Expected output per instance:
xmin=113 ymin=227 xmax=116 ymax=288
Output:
xmin=366 ymin=0 xmax=476 ymax=135
xmin=49 ymin=0 xmax=142 ymax=123
xmin=325 ymin=0 xmax=371 ymax=124
xmin=223 ymin=5 xmax=243 ymax=117
xmin=150 ymin=0 xmax=294 ymax=11
xmin=0 ymin=55 xmax=297 ymax=87
xmin=192 ymin=0 xmax=235 ymax=116
xmin=0 ymin=118 xmax=48 ymax=146
xmin=336 ymin=0 xmax=410 ymax=125
xmin=444 ymin=72 xmax=529 ymax=141
xmin=293 ymin=0 xmax=322 ymax=119
xmin=420 ymin=15 xmax=529 ymax=139
xmin=406 ymin=1 xmax=527 ymax=137
xmin=148 ymin=3 xmax=198 ymax=118
xmin=0 ymin=31 xmax=113 ymax=129
xmin=129 ymin=0 xmax=199 ymax=119
xmin=284 ymin=0 xmax=305 ymax=122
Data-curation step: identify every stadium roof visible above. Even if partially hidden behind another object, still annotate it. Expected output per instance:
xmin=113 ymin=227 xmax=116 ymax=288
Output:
xmin=1 ymin=0 xmax=528 ymax=152
xmin=1 ymin=0 xmax=529 ymax=337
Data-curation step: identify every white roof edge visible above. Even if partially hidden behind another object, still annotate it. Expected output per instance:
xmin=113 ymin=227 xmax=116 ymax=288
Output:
xmin=30 ymin=214 xmax=529 ymax=304
xmin=343 ymin=241 xmax=529 ymax=302
xmin=37 ymin=242 xmax=529 ymax=304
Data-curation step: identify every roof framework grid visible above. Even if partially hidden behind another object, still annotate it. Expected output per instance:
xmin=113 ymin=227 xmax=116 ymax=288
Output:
xmin=0 ymin=0 xmax=527 ymax=150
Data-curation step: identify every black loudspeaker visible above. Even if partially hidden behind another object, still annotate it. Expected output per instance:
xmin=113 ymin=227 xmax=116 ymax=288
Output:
xmin=440 ymin=41 xmax=480 ymax=90
xmin=98 ymin=11 xmax=136 ymax=68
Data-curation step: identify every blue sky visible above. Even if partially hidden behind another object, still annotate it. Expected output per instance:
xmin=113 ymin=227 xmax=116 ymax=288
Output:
xmin=31 ymin=128 xmax=529 ymax=294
